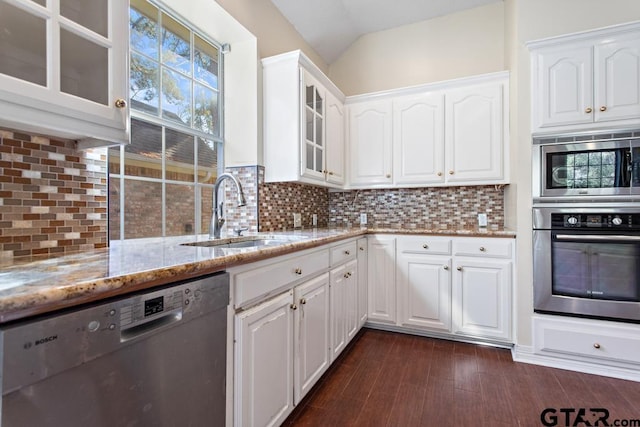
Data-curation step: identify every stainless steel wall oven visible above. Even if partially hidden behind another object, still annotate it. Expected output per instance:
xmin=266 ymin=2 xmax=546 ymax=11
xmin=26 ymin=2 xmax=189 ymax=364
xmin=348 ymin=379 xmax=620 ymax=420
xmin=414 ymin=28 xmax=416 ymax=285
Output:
xmin=533 ymin=205 xmax=640 ymax=323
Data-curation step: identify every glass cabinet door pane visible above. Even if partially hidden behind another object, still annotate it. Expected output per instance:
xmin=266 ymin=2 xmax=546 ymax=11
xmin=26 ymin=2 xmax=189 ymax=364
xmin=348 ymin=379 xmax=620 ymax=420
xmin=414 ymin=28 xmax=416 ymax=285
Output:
xmin=60 ymin=0 xmax=108 ymax=37
xmin=306 ymin=144 xmax=314 ymax=170
xmin=306 ymin=85 xmax=314 ymax=109
xmin=315 ymin=147 xmax=323 ymax=172
xmin=315 ymin=116 xmax=322 ymax=146
xmin=315 ymin=88 xmax=322 ymax=113
xmin=305 ymin=108 xmax=313 ymax=143
xmin=60 ymin=29 xmax=108 ymax=104
xmin=30 ymin=0 xmax=46 ymax=6
xmin=0 ymin=2 xmax=47 ymax=86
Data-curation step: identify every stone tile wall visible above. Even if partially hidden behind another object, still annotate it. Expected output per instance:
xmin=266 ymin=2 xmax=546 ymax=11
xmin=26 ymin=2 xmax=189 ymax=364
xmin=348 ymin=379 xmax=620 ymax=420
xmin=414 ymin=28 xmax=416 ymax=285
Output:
xmin=329 ymin=185 xmax=505 ymax=229
xmin=0 ymin=129 xmax=108 ymax=259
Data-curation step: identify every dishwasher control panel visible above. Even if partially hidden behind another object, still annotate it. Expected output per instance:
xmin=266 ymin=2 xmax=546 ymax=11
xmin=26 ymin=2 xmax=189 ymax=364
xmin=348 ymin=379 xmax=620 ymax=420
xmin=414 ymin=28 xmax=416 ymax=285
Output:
xmin=120 ymin=288 xmax=183 ymax=329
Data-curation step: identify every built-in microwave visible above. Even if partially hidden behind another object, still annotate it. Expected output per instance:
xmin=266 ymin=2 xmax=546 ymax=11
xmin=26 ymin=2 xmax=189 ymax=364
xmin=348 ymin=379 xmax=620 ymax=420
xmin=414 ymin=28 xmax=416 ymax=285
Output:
xmin=533 ymin=130 xmax=640 ymax=201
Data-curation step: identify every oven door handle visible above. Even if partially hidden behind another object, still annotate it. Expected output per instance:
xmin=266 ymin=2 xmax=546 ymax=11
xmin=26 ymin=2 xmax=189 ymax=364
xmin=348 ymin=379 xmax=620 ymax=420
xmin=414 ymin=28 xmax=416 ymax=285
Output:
xmin=555 ymin=234 xmax=640 ymax=242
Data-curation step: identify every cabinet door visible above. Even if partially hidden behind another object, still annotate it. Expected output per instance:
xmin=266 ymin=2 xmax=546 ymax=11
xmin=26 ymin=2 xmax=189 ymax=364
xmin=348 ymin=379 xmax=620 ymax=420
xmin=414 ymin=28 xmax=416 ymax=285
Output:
xmin=0 ymin=0 xmax=129 ymax=145
xmin=594 ymin=36 xmax=640 ymax=123
xmin=397 ymin=254 xmax=451 ymax=332
xmin=325 ymin=91 xmax=345 ymax=185
xmin=534 ymin=46 xmax=594 ymax=129
xmin=301 ymin=69 xmax=326 ymax=181
xmin=235 ymin=291 xmax=294 ymax=427
xmin=349 ymin=100 xmax=393 ymax=186
xmin=367 ymin=236 xmax=396 ymax=324
xmin=356 ymin=238 xmax=368 ymax=327
xmin=452 ymin=259 xmax=512 ymax=341
xmin=329 ymin=265 xmax=347 ymax=360
xmin=344 ymin=259 xmax=359 ymax=343
xmin=293 ymin=273 xmax=331 ymax=404
xmin=393 ymin=92 xmax=445 ymax=185
xmin=445 ymin=83 xmax=505 ymax=183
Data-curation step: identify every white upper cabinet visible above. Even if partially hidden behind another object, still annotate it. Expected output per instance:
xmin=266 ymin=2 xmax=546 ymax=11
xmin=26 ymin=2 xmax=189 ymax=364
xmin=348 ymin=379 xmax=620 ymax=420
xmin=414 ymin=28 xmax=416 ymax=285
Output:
xmin=393 ymin=92 xmax=445 ymax=185
xmin=530 ymin=22 xmax=640 ymax=133
xmin=347 ymin=72 xmax=509 ymax=188
xmin=0 ymin=0 xmax=129 ymax=147
xmin=262 ymin=50 xmax=346 ymax=188
xmin=348 ymin=99 xmax=393 ymax=186
xmin=445 ymin=83 xmax=505 ymax=183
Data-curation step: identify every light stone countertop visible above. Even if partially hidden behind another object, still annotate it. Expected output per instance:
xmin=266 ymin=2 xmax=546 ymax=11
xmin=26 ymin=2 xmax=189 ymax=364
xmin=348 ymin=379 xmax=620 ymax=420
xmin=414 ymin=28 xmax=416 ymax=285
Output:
xmin=0 ymin=226 xmax=515 ymax=323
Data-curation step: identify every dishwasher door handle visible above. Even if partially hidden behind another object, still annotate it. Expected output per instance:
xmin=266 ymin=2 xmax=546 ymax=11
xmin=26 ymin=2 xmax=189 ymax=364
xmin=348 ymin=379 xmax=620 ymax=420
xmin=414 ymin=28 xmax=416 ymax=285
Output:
xmin=120 ymin=310 xmax=183 ymax=342
xmin=554 ymin=234 xmax=640 ymax=242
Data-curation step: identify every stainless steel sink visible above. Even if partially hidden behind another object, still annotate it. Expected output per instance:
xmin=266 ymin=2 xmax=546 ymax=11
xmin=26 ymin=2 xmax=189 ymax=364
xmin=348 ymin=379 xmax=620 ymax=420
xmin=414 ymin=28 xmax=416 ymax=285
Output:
xmin=181 ymin=235 xmax=307 ymax=249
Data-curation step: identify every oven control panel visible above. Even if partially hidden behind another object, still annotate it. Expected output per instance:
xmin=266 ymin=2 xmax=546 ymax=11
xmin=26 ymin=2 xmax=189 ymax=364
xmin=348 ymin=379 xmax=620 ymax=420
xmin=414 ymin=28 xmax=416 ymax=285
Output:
xmin=551 ymin=213 xmax=640 ymax=229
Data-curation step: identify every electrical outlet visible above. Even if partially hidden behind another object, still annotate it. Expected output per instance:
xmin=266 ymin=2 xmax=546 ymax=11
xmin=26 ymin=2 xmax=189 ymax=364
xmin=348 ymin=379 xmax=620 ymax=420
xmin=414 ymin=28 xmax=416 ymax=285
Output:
xmin=478 ymin=213 xmax=488 ymax=227
xmin=360 ymin=213 xmax=367 ymax=225
xmin=293 ymin=213 xmax=302 ymax=228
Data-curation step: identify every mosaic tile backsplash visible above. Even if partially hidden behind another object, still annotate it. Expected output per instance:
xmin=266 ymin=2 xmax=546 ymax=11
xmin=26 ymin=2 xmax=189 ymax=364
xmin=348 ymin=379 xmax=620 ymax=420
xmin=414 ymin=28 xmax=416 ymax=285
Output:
xmin=329 ymin=186 xmax=505 ymax=229
xmin=222 ymin=165 xmax=260 ymax=234
xmin=0 ymin=129 xmax=108 ymax=259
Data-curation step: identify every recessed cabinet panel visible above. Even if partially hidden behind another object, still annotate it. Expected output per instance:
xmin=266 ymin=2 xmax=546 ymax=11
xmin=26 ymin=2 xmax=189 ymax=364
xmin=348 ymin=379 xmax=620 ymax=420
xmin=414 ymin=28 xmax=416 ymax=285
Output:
xmin=595 ymin=37 xmax=640 ymax=122
xmin=445 ymin=84 xmax=504 ymax=183
xmin=349 ymin=100 xmax=393 ymax=186
xmin=367 ymin=236 xmax=396 ymax=324
xmin=393 ymin=93 xmax=445 ymax=185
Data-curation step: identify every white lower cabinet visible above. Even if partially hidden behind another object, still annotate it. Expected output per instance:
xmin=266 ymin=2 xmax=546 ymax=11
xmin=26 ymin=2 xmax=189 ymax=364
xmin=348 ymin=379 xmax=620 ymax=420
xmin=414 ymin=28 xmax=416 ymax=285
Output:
xmin=235 ymin=291 xmax=294 ymax=427
xmin=233 ymin=239 xmax=363 ymax=426
xmin=452 ymin=258 xmax=512 ymax=341
xmin=369 ymin=234 xmax=514 ymax=344
xmin=357 ymin=238 xmax=368 ymax=327
xmin=398 ymin=253 xmax=452 ymax=332
xmin=330 ymin=259 xmax=358 ymax=362
xmin=367 ymin=236 xmax=397 ymax=324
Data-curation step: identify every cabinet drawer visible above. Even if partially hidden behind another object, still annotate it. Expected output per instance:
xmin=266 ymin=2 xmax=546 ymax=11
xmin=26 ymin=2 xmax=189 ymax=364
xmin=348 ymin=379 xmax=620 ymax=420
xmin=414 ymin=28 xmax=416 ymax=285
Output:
xmin=397 ymin=236 xmax=451 ymax=255
xmin=534 ymin=317 xmax=640 ymax=365
xmin=330 ymin=241 xmax=357 ymax=266
xmin=234 ymin=249 xmax=329 ymax=308
xmin=452 ymin=238 xmax=512 ymax=258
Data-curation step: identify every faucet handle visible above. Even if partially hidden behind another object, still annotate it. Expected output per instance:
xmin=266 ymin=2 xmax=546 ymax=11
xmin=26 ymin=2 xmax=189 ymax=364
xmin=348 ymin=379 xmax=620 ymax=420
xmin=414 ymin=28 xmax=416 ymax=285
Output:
xmin=233 ymin=227 xmax=249 ymax=237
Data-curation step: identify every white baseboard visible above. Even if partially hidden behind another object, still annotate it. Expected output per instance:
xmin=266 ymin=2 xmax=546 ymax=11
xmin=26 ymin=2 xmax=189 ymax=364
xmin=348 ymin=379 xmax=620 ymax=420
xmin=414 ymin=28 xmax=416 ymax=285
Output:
xmin=512 ymin=344 xmax=640 ymax=382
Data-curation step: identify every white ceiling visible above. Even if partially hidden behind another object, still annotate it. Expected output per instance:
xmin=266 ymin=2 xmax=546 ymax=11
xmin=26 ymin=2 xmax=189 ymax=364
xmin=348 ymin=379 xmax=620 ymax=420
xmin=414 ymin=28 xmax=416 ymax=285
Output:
xmin=270 ymin=0 xmax=502 ymax=64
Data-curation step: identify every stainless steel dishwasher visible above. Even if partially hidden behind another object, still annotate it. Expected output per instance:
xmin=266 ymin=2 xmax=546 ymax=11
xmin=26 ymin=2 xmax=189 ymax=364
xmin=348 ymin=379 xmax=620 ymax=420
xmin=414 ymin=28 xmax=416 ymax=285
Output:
xmin=0 ymin=271 xmax=229 ymax=427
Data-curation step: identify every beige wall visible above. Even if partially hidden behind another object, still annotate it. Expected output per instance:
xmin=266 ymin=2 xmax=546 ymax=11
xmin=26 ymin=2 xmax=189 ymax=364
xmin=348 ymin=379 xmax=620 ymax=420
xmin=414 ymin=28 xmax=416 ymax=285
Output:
xmin=328 ymin=2 xmax=506 ymax=96
xmin=510 ymin=0 xmax=640 ymax=347
xmin=214 ymin=0 xmax=327 ymax=72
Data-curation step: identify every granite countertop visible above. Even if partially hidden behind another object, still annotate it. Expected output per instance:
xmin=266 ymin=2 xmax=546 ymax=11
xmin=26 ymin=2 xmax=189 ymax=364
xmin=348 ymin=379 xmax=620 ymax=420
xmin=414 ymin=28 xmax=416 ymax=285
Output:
xmin=0 ymin=226 xmax=514 ymax=324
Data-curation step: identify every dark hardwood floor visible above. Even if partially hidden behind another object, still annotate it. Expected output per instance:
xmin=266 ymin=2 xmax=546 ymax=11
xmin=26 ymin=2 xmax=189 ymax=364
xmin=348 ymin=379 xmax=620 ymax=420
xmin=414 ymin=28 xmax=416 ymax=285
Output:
xmin=284 ymin=328 xmax=640 ymax=427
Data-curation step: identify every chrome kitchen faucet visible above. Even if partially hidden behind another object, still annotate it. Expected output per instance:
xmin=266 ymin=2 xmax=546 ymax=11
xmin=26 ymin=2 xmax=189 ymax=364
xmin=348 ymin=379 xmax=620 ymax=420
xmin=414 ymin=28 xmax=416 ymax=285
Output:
xmin=210 ymin=173 xmax=247 ymax=239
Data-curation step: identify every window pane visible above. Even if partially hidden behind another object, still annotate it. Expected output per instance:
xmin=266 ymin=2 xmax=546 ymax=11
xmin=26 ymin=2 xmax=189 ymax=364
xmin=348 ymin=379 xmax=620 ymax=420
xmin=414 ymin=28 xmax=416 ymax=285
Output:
xmin=198 ymin=138 xmax=218 ymax=184
xmin=161 ymin=13 xmax=190 ymax=75
xmin=124 ymin=180 xmax=162 ymax=238
xmin=194 ymin=84 xmax=218 ymax=136
xmin=60 ymin=0 xmax=107 ymax=37
xmin=130 ymin=0 xmax=159 ymax=59
xmin=125 ymin=119 xmax=162 ymax=179
xmin=130 ymin=53 xmax=160 ymax=115
xmin=109 ymin=177 xmax=121 ymax=240
xmin=201 ymin=186 xmax=214 ymax=234
xmin=162 ymin=67 xmax=191 ymax=126
xmin=108 ymin=147 xmax=121 ymax=174
xmin=195 ymin=35 xmax=218 ymax=89
xmin=166 ymin=184 xmax=194 ymax=236
xmin=0 ymin=2 xmax=46 ymax=86
xmin=60 ymin=29 xmax=108 ymax=105
xmin=165 ymin=128 xmax=194 ymax=182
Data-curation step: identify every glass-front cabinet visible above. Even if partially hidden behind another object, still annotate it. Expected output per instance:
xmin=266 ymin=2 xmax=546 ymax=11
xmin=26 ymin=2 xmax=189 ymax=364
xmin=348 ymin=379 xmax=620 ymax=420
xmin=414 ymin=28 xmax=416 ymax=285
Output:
xmin=302 ymin=70 xmax=325 ymax=180
xmin=0 ymin=0 xmax=129 ymax=147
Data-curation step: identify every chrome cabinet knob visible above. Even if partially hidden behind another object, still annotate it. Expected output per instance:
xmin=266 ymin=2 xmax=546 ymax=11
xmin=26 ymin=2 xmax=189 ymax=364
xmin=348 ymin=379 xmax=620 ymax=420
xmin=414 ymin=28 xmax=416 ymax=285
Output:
xmin=290 ymin=303 xmax=297 ymax=310
xmin=386 ymin=174 xmax=391 ymax=178
xmin=344 ymin=250 xmax=350 ymax=255
xmin=359 ymin=247 xmax=365 ymax=251
xmin=593 ymin=343 xmax=601 ymax=349
xmin=449 ymin=170 xmax=454 ymax=175
xmin=437 ymin=172 xmax=442 ymax=176
xmin=457 ymin=266 xmax=462 ymax=271
xmin=115 ymin=98 xmax=127 ymax=108
xmin=294 ymin=268 xmax=302 ymax=275
xmin=422 ymin=244 xmax=428 ymax=249
xmin=600 ymin=106 xmax=607 ymax=112
xmin=300 ymin=298 xmax=306 ymax=305
xmin=443 ymin=265 xmax=449 ymax=270
xmin=585 ymin=107 xmax=593 ymax=113
xmin=479 ymin=247 xmax=486 ymax=252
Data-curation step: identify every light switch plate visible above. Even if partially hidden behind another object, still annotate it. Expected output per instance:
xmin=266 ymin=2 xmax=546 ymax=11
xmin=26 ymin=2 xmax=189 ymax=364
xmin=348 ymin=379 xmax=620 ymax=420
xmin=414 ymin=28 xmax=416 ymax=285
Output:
xmin=293 ymin=213 xmax=302 ymax=228
xmin=478 ymin=213 xmax=488 ymax=227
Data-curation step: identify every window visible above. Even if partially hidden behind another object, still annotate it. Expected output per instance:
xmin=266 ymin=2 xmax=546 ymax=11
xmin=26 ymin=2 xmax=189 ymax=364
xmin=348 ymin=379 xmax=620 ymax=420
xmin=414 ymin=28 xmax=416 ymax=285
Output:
xmin=109 ymin=0 xmax=223 ymax=240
